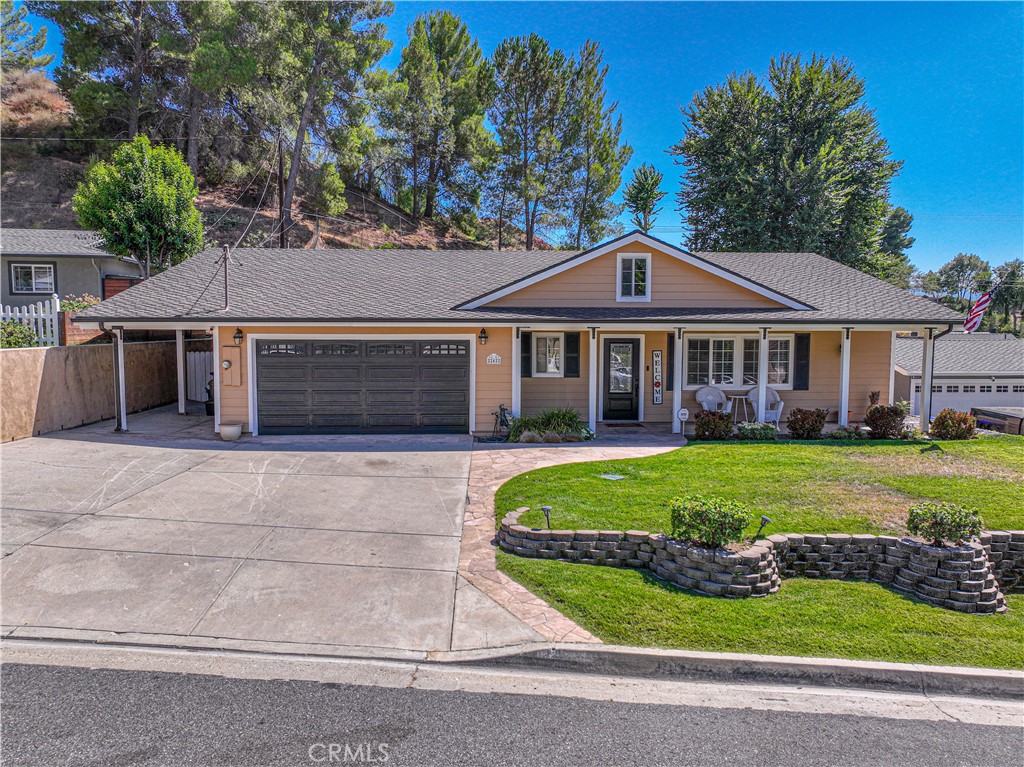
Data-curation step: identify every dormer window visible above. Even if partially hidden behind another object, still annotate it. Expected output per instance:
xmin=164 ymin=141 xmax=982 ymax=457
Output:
xmin=617 ymin=253 xmax=650 ymax=302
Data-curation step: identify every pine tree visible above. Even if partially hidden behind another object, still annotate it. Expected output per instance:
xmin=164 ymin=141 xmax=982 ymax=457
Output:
xmin=2 ymin=0 xmax=53 ymax=71
xmin=623 ymin=163 xmax=666 ymax=233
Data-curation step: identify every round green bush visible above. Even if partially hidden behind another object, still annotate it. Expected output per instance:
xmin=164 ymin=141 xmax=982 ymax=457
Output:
xmin=786 ymin=407 xmax=830 ymax=440
xmin=692 ymin=410 xmax=732 ymax=440
xmin=906 ymin=501 xmax=982 ymax=547
xmin=1 ymin=320 xmax=38 ymax=349
xmin=669 ymin=494 xmax=751 ymax=549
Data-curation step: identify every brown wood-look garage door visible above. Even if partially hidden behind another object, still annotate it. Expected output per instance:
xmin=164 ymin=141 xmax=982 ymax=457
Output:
xmin=255 ymin=339 xmax=470 ymax=434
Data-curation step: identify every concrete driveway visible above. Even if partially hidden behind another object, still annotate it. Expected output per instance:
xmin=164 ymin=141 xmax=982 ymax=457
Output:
xmin=1 ymin=407 xmax=540 ymax=655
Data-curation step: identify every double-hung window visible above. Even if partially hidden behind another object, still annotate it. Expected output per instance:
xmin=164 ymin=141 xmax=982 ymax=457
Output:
xmin=534 ymin=334 xmax=563 ymax=377
xmin=617 ymin=254 xmax=650 ymax=301
xmin=11 ymin=263 xmax=55 ymax=294
xmin=686 ymin=336 xmax=793 ymax=388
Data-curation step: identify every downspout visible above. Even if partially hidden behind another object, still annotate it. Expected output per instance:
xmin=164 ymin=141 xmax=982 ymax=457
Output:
xmin=924 ymin=323 xmax=955 ymax=427
xmin=92 ymin=258 xmax=103 ymax=297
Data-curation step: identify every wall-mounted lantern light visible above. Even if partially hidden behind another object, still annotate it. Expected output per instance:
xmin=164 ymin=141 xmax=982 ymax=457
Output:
xmin=478 ymin=328 xmax=488 ymax=346
xmin=233 ymin=327 xmax=243 ymax=346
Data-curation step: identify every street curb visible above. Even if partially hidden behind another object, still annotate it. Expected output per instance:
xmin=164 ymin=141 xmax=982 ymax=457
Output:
xmin=4 ymin=630 xmax=1021 ymax=700
xmin=440 ymin=643 xmax=1024 ymax=700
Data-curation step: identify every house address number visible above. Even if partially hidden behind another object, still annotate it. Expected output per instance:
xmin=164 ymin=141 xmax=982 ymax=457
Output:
xmin=486 ymin=353 xmax=502 ymax=365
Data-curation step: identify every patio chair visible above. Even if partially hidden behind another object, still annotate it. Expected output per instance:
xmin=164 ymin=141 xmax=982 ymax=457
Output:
xmin=745 ymin=387 xmax=784 ymax=427
xmin=695 ymin=386 xmax=733 ymax=415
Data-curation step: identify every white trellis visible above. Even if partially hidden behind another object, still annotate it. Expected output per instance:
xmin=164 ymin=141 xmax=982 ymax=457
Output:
xmin=0 ymin=294 xmax=61 ymax=346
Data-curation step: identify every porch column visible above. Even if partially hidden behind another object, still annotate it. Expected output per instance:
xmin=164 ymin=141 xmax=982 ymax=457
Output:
xmin=838 ymin=328 xmax=852 ymax=426
xmin=756 ymin=327 xmax=769 ymax=422
xmin=920 ymin=327 xmax=936 ymax=432
xmin=511 ymin=327 xmax=522 ymax=417
xmin=112 ymin=326 xmax=128 ymax=432
xmin=175 ymin=330 xmax=186 ymax=415
xmin=672 ymin=329 xmax=683 ymax=434
xmin=588 ymin=327 xmax=598 ymax=432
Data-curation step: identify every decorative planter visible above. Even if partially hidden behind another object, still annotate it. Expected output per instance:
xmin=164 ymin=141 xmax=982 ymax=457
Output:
xmin=219 ymin=422 xmax=243 ymax=441
xmin=205 ymin=401 xmax=215 ymax=416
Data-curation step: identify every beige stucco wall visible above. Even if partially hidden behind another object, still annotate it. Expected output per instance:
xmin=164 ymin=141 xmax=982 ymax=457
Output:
xmin=0 ymin=341 xmax=178 ymax=442
xmin=489 ymin=244 xmax=784 ymax=309
xmin=217 ymin=325 xmax=513 ymax=434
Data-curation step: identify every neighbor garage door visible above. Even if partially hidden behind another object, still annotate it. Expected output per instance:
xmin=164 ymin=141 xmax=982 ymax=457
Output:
xmin=255 ymin=339 xmax=470 ymax=434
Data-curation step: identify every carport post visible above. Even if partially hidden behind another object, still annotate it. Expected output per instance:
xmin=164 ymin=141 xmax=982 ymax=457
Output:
xmin=112 ymin=326 xmax=128 ymax=432
xmin=175 ymin=330 xmax=186 ymax=415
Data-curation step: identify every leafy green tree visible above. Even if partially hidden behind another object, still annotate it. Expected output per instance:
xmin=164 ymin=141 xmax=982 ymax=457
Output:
xmin=992 ymin=259 xmax=1024 ymax=334
xmin=311 ymin=162 xmax=348 ymax=217
xmin=623 ymin=163 xmax=666 ymax=233
xmin=937 ymin=253 xmax=991 ymax=305
xmin=490 ymin=33 xmax=571 ymax=250
xmin=379 ymin=11 xmax=494 ymax=220
xmin=875 ymin=205 xmax=915 ymax=287
xmin=2 ymin=0 xmax=53 ymax=70
xmin=912 ymin=269 xmax=943 ymax=302
xmin=670 ymin=54 xmax=907 ymax=281
xmin=72 ymin=135 xmax=203 ymax=277
xmin=562 ymin=40 xmax=631 ymax=248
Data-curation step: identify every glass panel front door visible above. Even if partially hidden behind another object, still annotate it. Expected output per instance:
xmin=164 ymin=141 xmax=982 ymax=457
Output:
xmin=608 ymin=343 xmax=634 ymax=393
xmin=603 ymin=338 xmax=640 ymax=420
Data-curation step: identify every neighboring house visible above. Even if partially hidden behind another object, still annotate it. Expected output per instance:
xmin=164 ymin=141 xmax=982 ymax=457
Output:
xmin=1 ymin=229 xmax=144 ymax=308
xmin=894 ymin=332 xmax=1024 ymax=418
xmin=74 ymin=230 xmax=964 ymax=436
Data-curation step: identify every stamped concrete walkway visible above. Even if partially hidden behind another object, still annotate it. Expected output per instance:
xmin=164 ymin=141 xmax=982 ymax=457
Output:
xmin=461 ymin=426 xmax=683 ymax=643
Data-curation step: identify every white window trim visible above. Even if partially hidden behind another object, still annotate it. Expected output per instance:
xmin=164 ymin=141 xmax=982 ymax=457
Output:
xmin=10 ymin=263 xmax=55 ymax=294
xmin=615 ymin=252 xmax=652 ymax=303
xmin=533 ymin=332 xmax=565 ymax=378
xmin=683 ymin=334 xmax=795 ymax=391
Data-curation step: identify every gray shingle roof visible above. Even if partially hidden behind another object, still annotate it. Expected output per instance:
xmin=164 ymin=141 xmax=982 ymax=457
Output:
xmin=74 ymin=234 xmax=964 ymax=325
xmin=895 ymin=333 xmax=1024 ymax=376
xmin=0 ymin=228 xmax=119 ymax=258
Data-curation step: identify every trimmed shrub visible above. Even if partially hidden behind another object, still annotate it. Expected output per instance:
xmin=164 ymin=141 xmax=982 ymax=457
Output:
xmin=669 ymin=495 xmax=751 ymax=549
xmin=786 ymin=407 xmax=830 ymax=440
xmin=863 ymin=402 xmax=909 ymax=439
xmin=907 ymin=501 xmax=982 ymax=547
xmin=930 ymin=408 xmax=977 ymax=440
xmin=735 ymin=421 xmax=778 ymax=441
xmin=1 ymin=320 xmax=37 ymax=349
xmin=692 ymin=410 xmax=732 ymax=440
xmin=827 ymin=425 xmax=868 ymax=440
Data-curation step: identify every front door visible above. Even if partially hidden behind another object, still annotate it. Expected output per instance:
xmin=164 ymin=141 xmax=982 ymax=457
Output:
xmin=603 ymin=338 xmax=640 ymax=421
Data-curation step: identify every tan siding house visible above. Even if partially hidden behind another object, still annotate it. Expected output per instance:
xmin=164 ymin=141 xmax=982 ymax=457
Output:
xmin=75 ymin=231 xmax=963 ymax=436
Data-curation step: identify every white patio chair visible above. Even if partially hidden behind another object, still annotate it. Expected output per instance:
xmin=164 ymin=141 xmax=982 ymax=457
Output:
xmin=695 ymin=386 xmax=733 ymax=415
xmin=745 ymin=387 xmax=784 ymax=427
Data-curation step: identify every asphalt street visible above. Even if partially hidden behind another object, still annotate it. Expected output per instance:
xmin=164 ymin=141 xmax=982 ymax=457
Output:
xmin=2 ymin=663 xmax=1021 ymax=767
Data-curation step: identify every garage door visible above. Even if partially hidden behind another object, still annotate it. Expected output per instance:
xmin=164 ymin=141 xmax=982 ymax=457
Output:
xmin=255 ymin=339 xmax=470 ymax=434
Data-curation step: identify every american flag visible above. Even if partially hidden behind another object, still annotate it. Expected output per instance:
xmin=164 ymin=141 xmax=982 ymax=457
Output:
xmin=963 ymin=289 xmax=993 ymax=333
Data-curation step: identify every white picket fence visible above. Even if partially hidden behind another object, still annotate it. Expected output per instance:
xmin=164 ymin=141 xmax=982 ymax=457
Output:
xmin=1 ymin=294 xmax=61 ymax=346
xmin=186 ymin=350 xmax=214 ymax=401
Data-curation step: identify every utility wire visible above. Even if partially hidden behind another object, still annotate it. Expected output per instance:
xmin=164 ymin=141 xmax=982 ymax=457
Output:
xmin=232 ymin=164 xmax=275 ymax=249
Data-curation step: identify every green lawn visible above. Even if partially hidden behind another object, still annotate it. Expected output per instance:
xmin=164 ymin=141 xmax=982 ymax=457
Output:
xmin=496 ymin=435 xmax=1024 ymax=536
xmin=498 ymin=552 xmax=1024 ymax=669
xmin=494 ymin=435 xmax=1024 ymax=668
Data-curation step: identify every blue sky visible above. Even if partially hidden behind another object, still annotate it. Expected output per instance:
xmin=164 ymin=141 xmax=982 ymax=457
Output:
xmin=26 ymin=1 xmax=1023 ymax=271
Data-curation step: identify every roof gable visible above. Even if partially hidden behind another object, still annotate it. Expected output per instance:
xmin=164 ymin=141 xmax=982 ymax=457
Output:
xmin=458 ymin=231 xmax=812 ymax=311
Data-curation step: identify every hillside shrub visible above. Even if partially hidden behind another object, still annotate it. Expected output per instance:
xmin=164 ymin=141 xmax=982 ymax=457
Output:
xmin=930 ymin=408 xmax=977 ymax=440
xmin=692 ymin=410 xmax=732 ymax=440
xmin=1 ymin=320 xmax=37 ymax=348
xmin=735 ymin=421 xmax=778 ymax=440
xmin=786 ymin=408 xmax=830 ymax=440
xmin=906 ymin=501 xmax=982 ymax=547
xmin=669 ymin=495 xmax=751 ymax=549
xmin=863 ymin=402 xmax=909 ymax=439
xmin=61 ymin=292 xmax=101 ymax=311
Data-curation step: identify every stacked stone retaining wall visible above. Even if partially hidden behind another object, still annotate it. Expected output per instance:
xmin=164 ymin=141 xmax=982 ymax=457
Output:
xmin=497 ymin=508 xmax=1022 ymax=613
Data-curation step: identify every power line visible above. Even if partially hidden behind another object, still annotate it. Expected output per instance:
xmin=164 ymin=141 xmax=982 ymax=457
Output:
xmin=232 ymin=164 xmax=275 ymax=249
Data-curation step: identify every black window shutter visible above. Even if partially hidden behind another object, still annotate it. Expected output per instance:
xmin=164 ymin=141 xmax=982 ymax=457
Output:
xmin=520 ymin=331 xmax=532 ymax=378
xmin=564 ymin=333 xmax=581 ymax=378
xmin=666 ymin=333 xmax=674 ymax=390
xmin=793 ymin=333 xmax=811 ymax=390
